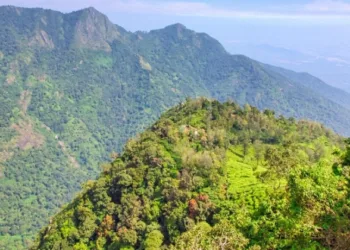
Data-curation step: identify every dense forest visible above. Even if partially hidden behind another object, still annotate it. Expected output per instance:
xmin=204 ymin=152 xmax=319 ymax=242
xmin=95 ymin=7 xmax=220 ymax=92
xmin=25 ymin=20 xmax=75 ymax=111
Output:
xmin=2 ymin=6 xmax=350 ymax=249
xmin=33 ymin=99 xmax=350 ymax=250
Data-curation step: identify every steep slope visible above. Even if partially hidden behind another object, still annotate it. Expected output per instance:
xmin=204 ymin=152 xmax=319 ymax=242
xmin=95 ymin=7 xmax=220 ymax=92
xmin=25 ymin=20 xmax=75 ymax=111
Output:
xmin=33 ymin=99 xmax=350 ymax=250
xmin=2 ymin=6 xmax=350 ymax=249
xmin=0 ymin=6 xmax=124 ymax=51
xmin=264 ymin=63 xmax=350 ymax=110
xmin=227 ymin=43 xmax=350 ymax=94
xmin=133 ymin=25 xmax=350 ymax=135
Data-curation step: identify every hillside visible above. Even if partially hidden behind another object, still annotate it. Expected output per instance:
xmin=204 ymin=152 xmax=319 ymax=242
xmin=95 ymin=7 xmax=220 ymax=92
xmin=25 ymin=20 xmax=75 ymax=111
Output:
xmin=227 ymin=43 xmax=350 ymax=94
xmin=2 ymin=6 xmax=350 ymax=249
xmin=33 ymin=99 xmax=350 ymax=250
xmin=263 ymin=63 xmax=350 ymax=111
xmin=133 ymin=24 xmax=350 ymax=134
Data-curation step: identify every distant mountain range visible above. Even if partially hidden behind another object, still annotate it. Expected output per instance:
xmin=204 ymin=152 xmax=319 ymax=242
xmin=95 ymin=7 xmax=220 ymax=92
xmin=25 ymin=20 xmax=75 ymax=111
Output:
xmin=227 ymin=42 xmax=350 ymax=93
xmin=1 ymin=5 xmax=350 ymax=249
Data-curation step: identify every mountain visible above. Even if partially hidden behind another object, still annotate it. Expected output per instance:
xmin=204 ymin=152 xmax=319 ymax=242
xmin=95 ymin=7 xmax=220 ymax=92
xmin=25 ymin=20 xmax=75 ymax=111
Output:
xmin=132 ymin=24 xmax=350 ymax=135
xmin=2 ymin=6 xmax=350 ymax=249
xmin=32 ymin=99 xmax=350 ymax=250
xmin=263 ymin=64 xmax=350 ymax=111
xmin=226 ymin=42 xmax=350 ymax=93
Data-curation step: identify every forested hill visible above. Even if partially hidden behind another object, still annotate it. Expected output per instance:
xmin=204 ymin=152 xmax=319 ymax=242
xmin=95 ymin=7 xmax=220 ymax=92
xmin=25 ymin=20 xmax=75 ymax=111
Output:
xmin=263 ymin=63 xmax=350 ymax=111
xmin=33 ymin=99 xmax=350 ymax=250
xmin=2 ymin=5 xmax=350 ymax=249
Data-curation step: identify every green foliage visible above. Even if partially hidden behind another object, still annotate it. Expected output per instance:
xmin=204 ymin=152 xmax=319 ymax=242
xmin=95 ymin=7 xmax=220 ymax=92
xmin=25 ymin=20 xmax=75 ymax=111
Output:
xmin=342 ymin=138 xmax=350 ymax=166
xmin=32 ymin=99 xmax=349 ymax=250
xmin=1 ymin=6 xmax=350 ymax=249
xmin=143 ymin=230 xmax=164 ymax=250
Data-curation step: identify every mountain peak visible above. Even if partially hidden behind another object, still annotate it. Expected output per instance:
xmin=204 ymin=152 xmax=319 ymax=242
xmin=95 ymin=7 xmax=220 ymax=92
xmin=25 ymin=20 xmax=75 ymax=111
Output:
xmin=150 ymin=22 xmax=226 ymax=54
xmin=84 ymin=6 xmax=98 ymax=12
xmin=69 ymin=7 xmax=121 ymax=51
xmin=163 ymin=23 xmax=189 ymax=34
xmin=73 ymin=6 xmax=109 ymax=22
xmin=78 ymin=6 xmax=104 ymax=17
xmin=151 ymin=23 xmax=198 ymax=42
xmin=166 ymin=23 xmax=187 ymax=29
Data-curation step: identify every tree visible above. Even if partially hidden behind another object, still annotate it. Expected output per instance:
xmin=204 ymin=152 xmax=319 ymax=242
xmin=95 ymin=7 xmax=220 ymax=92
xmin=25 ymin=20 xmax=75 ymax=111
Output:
xmin=342 ymin=138 xmax=350 ymax=166
xmin=242 ymin=136 xmax=250 ymax=158
xmin=143 ymin=230 xmax=164 ymax=250
xmin=174 ymin=222 xmax=212 ymax=250
xmin=314 ymin=142 xmax=326 ymax=161
xmin=211 ymin=220 xmax=249 ymax=250
xmin=253 ymin=139 xmax=264 ymax=166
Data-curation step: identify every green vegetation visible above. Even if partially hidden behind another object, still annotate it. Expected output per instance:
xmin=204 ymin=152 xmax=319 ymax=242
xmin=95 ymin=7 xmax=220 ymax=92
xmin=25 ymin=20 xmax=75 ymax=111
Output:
xmin=33 ymin=99 xmax=350 ymax=249
xmin=264 ymin=63 xmax=350 ymax=111
xmin=2 ymin=6 xmax=350 ymax=249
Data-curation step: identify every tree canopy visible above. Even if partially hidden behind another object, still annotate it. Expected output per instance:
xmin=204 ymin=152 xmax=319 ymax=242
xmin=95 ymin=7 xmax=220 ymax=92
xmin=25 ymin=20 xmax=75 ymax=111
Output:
xmin=33 ymin=99 xmax=350 ymax=250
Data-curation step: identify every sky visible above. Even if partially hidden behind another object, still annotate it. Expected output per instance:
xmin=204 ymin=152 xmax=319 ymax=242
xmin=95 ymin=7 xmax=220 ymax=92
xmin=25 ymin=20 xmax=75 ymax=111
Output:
xmin=1 ymin=0 xmax=350 ymax=88
xmin=3 ymin=0 xmax=350 ymax=24
xmin=116 ymin=0 xmax=350 ymax=23
xmin=1 ymin=0 xmax=349 ymax=49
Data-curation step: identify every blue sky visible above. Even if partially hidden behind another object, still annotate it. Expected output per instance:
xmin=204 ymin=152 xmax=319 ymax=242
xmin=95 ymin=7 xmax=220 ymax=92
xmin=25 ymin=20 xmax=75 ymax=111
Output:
xmin=2 ymin=1 xmax=350 ymax=40
xmin=3 ymin=0 xmax=350 ymax=21
xmin=2 ymin=1 xmax=349 ymax=33
xmin=1 ymin=0 xmax=350 ymax=67
xmin=2 ymin=0 xmax=350 ymax=88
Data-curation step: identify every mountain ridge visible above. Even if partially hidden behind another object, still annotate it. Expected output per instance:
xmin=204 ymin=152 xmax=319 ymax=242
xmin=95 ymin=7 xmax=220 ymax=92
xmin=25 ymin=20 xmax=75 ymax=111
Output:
xmin=263 ymin=63 xmax=350 ymax=110
xmin=0 ymin=5 xmax=124 ymax=51
xmin=1 ymin=5 xmax=350 ymax=249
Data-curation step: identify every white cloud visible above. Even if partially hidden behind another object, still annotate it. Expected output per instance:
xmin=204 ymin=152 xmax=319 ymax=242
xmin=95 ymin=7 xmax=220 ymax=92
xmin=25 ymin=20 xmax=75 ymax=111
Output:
xmin=304 ymin=0 xmax=350 ymax=13
xmin=1 ymin=0 xmax=350 ymax=20
xmin=99 ymin=0 xmax=350 ymax=20
xmin=326 ymin=56 xmax=350 ymax=64
xmin=108 ymin=1 xmax=280 ymax=18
